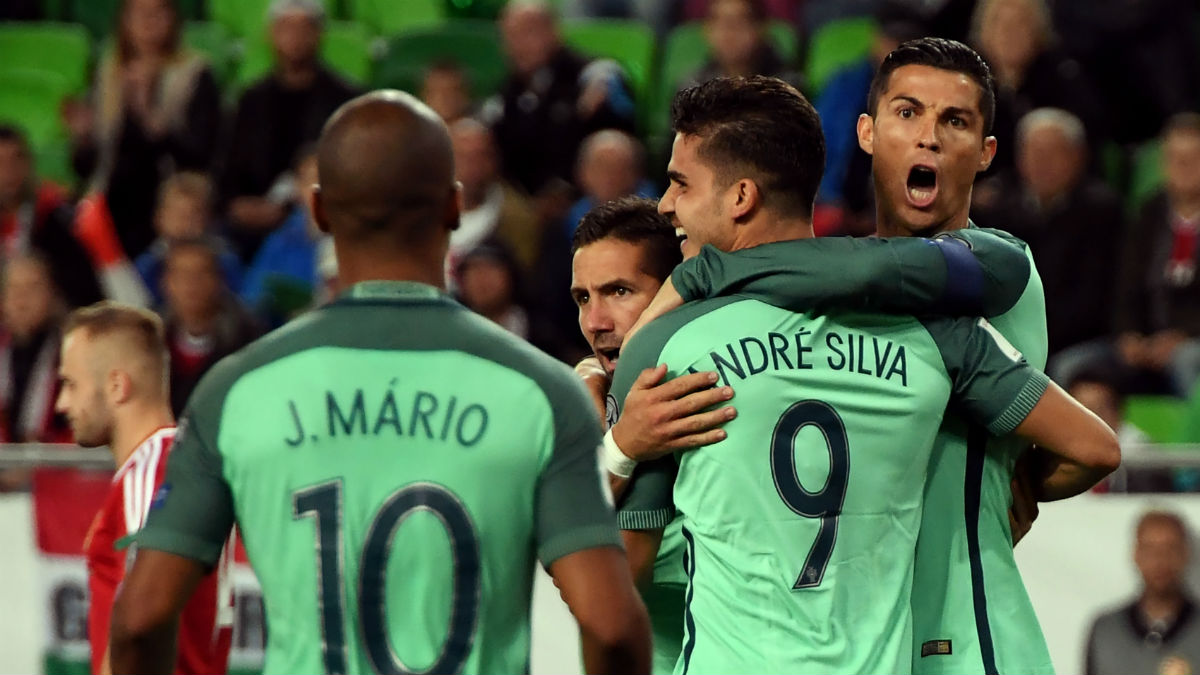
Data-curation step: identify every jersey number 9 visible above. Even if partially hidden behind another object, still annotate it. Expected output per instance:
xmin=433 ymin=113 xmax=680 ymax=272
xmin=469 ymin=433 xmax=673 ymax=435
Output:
xmin=770 ymin=400 xmax=850 ymax=589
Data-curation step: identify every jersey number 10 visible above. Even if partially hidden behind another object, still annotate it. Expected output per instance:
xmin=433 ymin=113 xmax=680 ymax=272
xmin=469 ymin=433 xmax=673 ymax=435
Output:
xmin=293 ymin=480 xmax=481 ymax=675
xmin=770 ymin=400 xmax=850 ymax=589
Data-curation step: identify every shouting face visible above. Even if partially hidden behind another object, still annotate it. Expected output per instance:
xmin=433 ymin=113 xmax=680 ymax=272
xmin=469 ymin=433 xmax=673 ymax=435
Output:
xmin=570 ymin=238 xmax=663 ymax=374
xmin=859 ymin=64 xmax=997 ymax=234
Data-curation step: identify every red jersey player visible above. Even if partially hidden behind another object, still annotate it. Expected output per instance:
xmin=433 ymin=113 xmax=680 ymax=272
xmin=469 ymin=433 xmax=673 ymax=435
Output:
xmin=56 ymin=302 xmax=233 ymax=675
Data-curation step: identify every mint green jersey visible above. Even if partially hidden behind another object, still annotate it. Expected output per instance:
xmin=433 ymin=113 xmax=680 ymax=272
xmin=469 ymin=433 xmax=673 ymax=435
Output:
xmin=911 ymin=241 xmax=1053 ymax=675
xmin=137 ymin=281 xmax=621 ymax=675
xmin=611 ymin=296 xmax=1048 ymax=674
xmin=669 ymin=226 xmax=1055 ymax=674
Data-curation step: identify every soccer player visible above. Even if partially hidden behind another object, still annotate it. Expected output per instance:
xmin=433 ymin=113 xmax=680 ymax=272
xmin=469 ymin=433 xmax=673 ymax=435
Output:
xmin=610 ymin=76 xmax=1118 ymax=673
xmin=54 ymin=302 xmax=233 ymax=675
xmin=108 ymin=91 xmax=651 ymax=675
xmin=570 ymin=197 xmax=732 ymax=675
xmin=630 ymin=41 xmax=1066 ymax=674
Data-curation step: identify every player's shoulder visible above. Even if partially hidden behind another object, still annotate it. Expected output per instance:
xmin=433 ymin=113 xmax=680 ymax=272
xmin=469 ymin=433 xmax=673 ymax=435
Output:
xmin=622 ymin=295 xmax=747 ymax=371
xmin=958 ymin=221 xmax=1030 ymax=251
xmin=118 ymin=427 xmax=177 ymax=478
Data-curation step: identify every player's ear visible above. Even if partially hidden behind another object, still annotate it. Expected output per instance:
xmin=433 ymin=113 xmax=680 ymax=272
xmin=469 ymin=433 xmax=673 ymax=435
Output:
xmin=108 ymin=369 xmax=133 ymax=405
xmin=446 ymin=182 xmax=462 ymax=233
xmin=856 ymin=114 xmax=876 ymax=156
xmin=979 ymin=135 xmax=998 ymax=172
xmin=311 ymin=184 xmax=330 ymax=235
xmin=729 ymin=178 xmax=759 ymax=221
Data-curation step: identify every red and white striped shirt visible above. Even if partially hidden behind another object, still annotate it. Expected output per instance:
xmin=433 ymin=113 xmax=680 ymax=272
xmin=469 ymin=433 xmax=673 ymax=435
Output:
xmin=84 ymin=427 xmax=234 ymax=674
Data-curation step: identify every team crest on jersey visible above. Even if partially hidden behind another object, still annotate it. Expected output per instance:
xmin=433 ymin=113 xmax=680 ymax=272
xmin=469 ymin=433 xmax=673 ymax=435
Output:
xmin=150 ymin=483 xmax=171 ymax=511
xmin=604 ymin=393 xmax=619 ymax=429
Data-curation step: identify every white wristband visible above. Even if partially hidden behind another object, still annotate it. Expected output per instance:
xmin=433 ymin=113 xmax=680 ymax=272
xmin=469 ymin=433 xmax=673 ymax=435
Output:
xmin=602 ymin=428 xmax=637 ymax=478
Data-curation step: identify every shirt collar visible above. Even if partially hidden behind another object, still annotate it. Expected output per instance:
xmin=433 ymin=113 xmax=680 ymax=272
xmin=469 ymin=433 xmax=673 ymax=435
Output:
xmin=340 ymin=280 xmax=447 ymax=303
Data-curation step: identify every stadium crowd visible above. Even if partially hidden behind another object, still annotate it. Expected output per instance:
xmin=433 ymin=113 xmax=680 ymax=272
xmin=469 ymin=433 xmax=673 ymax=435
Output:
xmin=0 ymin=0 xmax=1199 ymax=486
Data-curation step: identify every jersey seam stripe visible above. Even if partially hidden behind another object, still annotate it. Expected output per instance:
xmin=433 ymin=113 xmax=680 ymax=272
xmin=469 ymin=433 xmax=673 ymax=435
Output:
xmin=123 ymin=466 xmax=138 ymax=535
xmin=141 ymin=439 xmax=162 ymax=529
xmin=681 ymin=525 xmax=697 ymax=675
xmin=988 ymin=372 xmax=1050 ymax=436
xmin=965 ymin=425 xmax=999 ymax=675
xmin=618 ymin=508 xmax=674 ymax=531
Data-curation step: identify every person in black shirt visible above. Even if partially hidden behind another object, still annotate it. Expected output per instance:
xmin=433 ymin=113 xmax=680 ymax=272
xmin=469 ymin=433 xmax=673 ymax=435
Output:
xmin=218 ymin=0 xmax=359 ymax=260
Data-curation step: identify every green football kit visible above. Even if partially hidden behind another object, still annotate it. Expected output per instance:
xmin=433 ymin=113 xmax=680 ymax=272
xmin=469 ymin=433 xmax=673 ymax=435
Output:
xmin=137 ymin=281 xmax=621 ymax=675
xmin=610 ymin=282 xmax=1048 ymax=673
xmin=668 ymin=227 xmax=1054 ymax=674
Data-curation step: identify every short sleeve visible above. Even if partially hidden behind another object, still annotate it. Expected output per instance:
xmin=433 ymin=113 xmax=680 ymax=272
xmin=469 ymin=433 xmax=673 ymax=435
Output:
xmin=135 ymin=402 xmax=236 ymax=567
xmin=535 ymin=370 xmax=622 ymax=566
xmin=923 ymin=316 xmax=1050 ymax=436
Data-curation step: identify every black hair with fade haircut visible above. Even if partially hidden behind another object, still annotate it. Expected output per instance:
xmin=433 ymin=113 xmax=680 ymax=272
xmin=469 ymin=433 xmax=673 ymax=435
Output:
xmin=670 ymin=75 xmax=824 ymax=219
xmin=868 ymin=37 xmax=997 ymax=135
xmin=572 ymin=197 xmax=681 ymax=283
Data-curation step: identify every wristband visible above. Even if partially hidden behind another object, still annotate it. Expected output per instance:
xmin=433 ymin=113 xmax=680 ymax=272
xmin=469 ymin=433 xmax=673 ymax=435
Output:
xmin=602 ymin=428 xmax=637 ymax=478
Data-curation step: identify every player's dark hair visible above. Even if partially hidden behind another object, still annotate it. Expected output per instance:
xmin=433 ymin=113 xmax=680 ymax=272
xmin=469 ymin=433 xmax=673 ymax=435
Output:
xmin=867 ymin=37 xmax=997 ymax=135
xmin=572 ymin=197 xmax=681 ymax=283
xmin=671 ymin=75 xmax=824 ymax=219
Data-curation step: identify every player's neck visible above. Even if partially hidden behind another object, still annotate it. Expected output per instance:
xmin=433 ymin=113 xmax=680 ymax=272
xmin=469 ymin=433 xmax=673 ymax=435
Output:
xmin=875 ymin=208 xmax=969 ymax=238
xmin=732 ymin=216 xmax=814 ymax=251
xmin=335 ymin=253 xmax=447 ymax=291
xmin=110 ymin=403 xmax=174 ymax=468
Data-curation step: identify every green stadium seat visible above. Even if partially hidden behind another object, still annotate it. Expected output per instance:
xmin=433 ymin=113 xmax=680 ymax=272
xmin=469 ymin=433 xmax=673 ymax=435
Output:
xmin=236 ymin=21 xmax=374 ymax=89
xmin=209 ymin=0 xmax=337 ymax=38
xmin=804 ymin=16 xmax=876 ymax=97
xmin=1181 ymin=382 xmax=1200 ymax=443
xmin=348 ymin=0 xmax=445 ymax=35
xmin=0 ymin=23 xmax=92 ymax=96
xmin=68 ymin=0 xmax=121 ymax=39
xmin=445 ymin=0 xmax=509 ymax=20
xmin=563 ymin=19 xmax=655 ymax=105
xmin=1128 ymin=140 xmax=1164 ymax=215
xmin=0 ymin=72 xmax=69 ymax=181
xmin=651 ymin=19 xmax=798 ymax=139
xmin=183 ymin=22 xmax=235 ymax=87
xmin=373 ymin=21 xmax=506 ymax=100
xmin=1125 ymin=395 xmax=1188 ymax=444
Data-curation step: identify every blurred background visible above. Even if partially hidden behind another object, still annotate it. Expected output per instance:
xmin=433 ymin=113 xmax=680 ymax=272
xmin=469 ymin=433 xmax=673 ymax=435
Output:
xmin=2 ymin=0 xmax=1200 ymax=673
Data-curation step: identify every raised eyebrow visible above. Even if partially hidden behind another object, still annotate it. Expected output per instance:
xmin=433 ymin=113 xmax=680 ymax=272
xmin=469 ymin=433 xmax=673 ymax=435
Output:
xmin=942 ymin=107 xmax=976 ymax=121
xmin=891 ymin=95 xmax=924 ymax=109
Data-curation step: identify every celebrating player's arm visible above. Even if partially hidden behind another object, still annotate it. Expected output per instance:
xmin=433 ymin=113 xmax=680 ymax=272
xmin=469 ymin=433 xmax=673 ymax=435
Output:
xmin=926 ymin=317 xmax=1121 ymax=497
xmin=625 ymin=227 xmax=1033 ymax=344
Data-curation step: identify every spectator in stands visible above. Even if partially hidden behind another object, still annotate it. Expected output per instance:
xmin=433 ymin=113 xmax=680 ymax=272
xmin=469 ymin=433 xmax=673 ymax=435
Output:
xmin=1086 ymin=511 xmax=1200 ymax=674
xmin=68 ymin=0 xmax=221 ymax=260
xmin=218 ymin=0 xmax=359 ymax=261
xmin=159 ymin=240 xmax=261 ymax=414
xmin=448 ymin=119 xmax=542 ymax=279
xmin=420 ymin=61 xmax=474 ymax=124
xmin=240 ymin=146 xmax=328 ymax=326
xmin=561 ymin=0 xmax=681 ymax=35
xmin=683 ymin=0 xmax=800 ymax=22
xmin=565 ymin=130 xmax=656 ymax=237
xmin=484 ymin=1 xmax=636 ymax=198
xmin=0 ymin=126 xmax=103 ymax=308
xmin=1067 ymin=370 xmax=1161 ymax=493
xmin=972 ymin=109 xmax=1125 ymax=358
xmin=1114 ymin=114 xmax=1200 ymax=397
xmin=969 ymin=0 xmax=1108 ymax=175
xmin=1052 ymin=0 xmax=1199 ymax=145
xmin=134 ymin=172 xmax=243 ymax=307
xmin=455 ymin=242 xmax=571 ymax=358
xmin=680 ymin=0 xmax=801 ymax=90
xmin=0 ymin=255 xmax=71 ymax=444
xmin=813 ymin=13 xmax=923 ymax=235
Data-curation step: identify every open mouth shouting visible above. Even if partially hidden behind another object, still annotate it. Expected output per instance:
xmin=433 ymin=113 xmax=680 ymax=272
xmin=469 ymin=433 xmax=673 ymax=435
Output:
xmin=595 ymin=345 xmax=621 ymax=372
xmin=906 ymin=165 xmax=939 ymax=209
xmin=675 ymin=226 xmax=688 ymax=252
